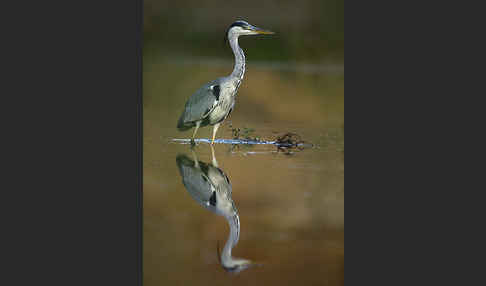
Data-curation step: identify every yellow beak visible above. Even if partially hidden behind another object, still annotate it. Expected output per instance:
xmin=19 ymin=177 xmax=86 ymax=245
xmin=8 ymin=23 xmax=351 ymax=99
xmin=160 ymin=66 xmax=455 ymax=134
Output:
xmin=255 ymin=29 xmax=275 ymax=35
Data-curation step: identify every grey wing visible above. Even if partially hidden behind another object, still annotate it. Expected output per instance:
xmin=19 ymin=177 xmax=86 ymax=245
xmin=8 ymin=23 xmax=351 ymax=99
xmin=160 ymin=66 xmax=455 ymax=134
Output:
xmin=179 ymin=81 xmax=221 ymax=126
xmin=207 ymin=167 xmax=233 ymax=196
xmin=216 ymin=167 xmax=232 ymax=196
xmin=176 ymin=155 xmax=217 ymax=210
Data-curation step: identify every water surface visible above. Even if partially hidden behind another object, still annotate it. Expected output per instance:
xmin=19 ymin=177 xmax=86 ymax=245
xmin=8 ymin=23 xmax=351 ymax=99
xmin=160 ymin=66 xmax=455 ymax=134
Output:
xmin=144 ymin=57 xmax=344 ymax=285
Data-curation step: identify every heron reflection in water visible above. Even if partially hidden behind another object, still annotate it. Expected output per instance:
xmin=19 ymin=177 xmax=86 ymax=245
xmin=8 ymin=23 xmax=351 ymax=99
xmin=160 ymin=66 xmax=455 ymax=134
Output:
xmin=176 ymin=146 xmax=260 ymax=273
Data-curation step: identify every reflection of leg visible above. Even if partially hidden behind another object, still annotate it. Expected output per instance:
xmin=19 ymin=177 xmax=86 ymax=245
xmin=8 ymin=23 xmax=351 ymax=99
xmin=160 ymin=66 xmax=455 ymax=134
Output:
xmin=211 ymin=123 xmax=220 ymax=145
xmin=210 ymin=144 xmax=218 ymax=167
xmin=191 ymin=121 xmax=201 ymax=145
xmin=191 ymin=148 xmax=200 ymax=169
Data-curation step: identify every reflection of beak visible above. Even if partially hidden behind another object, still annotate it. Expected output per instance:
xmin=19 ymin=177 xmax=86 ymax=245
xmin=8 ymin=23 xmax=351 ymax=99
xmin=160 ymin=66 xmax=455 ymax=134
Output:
xmin=250 ymin=26 xmax=275 ymax=35
xmin=243 ymin=260 xmax=263 ymax=269
xmin=229 ymin=260 xmax=263 ymax=274
xmin=253 ymin=262 xmax=264 ymax=268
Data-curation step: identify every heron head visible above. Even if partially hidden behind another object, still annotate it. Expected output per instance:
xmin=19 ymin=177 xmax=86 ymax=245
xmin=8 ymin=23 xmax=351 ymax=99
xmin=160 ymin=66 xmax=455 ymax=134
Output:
xmin=225 ymin=20 xmax=274 ymax=43
xmin=222 ymin=258 xmax=261 ymax=274
xmin=216 ymin=240 xmax=263 ymax=274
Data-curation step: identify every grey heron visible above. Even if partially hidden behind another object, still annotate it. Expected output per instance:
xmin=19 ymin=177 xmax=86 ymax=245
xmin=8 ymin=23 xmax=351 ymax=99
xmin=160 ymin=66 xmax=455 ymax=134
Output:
xmin=176 ymin=146 xmax=259 ymax=273
xmin=177 ymin=20 xmax=274 ymax=145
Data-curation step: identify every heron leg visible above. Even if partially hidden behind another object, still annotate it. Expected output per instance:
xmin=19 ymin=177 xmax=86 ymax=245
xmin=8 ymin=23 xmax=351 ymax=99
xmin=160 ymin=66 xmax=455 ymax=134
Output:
xmin=211 ymin=123 xmax=221 ymax=145
xmin=190 ymin=148 xmax=200 ymax=169
xmin=210 ymin=144 xmax=218 ymax=167
xmin=191 ymin=121 xmax=201 ymax=146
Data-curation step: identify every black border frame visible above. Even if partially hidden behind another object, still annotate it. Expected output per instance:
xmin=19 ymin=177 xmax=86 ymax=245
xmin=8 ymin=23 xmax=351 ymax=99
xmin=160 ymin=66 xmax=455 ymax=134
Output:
xmin=136 ymin=0 xmax=143 ymax=284
xmin=4 ymin=0 xmax=144 ymax=284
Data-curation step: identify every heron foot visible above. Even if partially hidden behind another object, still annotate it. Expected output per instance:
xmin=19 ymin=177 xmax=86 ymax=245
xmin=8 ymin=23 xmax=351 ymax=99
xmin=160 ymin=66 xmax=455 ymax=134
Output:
xmin=190 ymin=138 xmax=196 ymax=147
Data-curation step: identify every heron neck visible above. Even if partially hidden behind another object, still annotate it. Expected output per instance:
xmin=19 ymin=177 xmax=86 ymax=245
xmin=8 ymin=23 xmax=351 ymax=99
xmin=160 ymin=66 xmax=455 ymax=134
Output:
xmin=221 ymin=213 xmax=240 ymax=264
xmin=229 ymin=36 xmax=245 ymax=81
